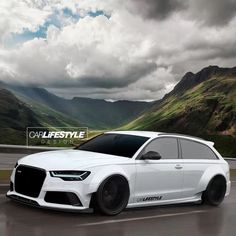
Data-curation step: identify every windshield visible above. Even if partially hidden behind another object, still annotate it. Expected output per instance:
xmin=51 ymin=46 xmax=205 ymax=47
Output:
xmin=77 ymin=133 xmax=149 ymax=158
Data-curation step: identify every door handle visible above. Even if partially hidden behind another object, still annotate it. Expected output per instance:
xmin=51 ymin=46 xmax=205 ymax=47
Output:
xmin=175 ymin=164 xmax=183 ymax=170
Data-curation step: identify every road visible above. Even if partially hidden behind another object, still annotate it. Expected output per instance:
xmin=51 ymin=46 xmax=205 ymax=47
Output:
xmin=1 ymin=152 xmax=236 ymax=169
xmin=0 ymin=182 xmax=235 ymax=236
xmin=0 ymin=153 xmax=24 ymax=169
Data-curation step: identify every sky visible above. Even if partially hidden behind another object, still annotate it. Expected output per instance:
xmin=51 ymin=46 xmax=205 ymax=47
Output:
xmin=0 ymin=0 xmax=236 ymax=101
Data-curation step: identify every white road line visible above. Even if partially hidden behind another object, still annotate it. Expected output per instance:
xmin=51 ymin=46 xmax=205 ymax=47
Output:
xmin=76 ymin=210 xmax=207 ymax=227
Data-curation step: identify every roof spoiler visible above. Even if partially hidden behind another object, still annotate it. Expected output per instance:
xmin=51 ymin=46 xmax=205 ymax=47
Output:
xmin=205 ymin=141 xmax=214 ymax=146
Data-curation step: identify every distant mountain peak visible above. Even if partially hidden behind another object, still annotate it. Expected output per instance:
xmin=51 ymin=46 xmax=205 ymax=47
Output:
xmin=166 ymin=65 xmax=236 ymax=98
xmin=183 ymin=71 xmax=194 ymax=78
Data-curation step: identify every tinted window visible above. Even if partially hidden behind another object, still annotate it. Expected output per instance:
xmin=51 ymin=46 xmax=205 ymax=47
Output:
xmin=144 ymin=138 xmax=178 ymax=159
xmin=180 ymin=139 xmax=217 ymax=159
xmin=78 ymin=134 xmax=149 ymax=158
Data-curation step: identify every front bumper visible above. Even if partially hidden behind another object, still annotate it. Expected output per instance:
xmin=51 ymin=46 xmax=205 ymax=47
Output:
xmin=6 ymin=168 xmax=92 ymax=211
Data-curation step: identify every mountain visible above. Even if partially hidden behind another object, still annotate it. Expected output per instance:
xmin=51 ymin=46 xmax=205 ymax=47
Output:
xmin=124 ymin=66 xmax=236 ymax=157
xmin=70 ymin=97 xmax=151 ymax=128
xmin=4 ymin=85 xmax=151 ymax=129
xmin=0 ymin=88 xmax=41 ymax=144
xmin=165 ymin=66 xmax=236 ymax=98
xmin=0 ymin=84 xmax=150 ymax=144
xmin=5 ymin=86 xmax=82 ymax=128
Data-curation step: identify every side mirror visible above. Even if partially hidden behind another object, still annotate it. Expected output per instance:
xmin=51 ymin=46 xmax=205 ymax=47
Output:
xmin=140 ymin=151 xmax=162 ymax=160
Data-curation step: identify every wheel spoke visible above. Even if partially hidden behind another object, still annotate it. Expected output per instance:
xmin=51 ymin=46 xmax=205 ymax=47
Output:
xmin=99 ymin=176 xmax=129 ymax=213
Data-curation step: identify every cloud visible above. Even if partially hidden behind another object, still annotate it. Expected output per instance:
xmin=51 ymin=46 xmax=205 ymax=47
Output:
xmin=128 ymin=0 xmax=186 ymax=20
xmin=188 ymin=0 xmax=236 ymax=26
xmin=0 ymin=14 xmax=158 ymax=90
xmin=128 ymin=0 xmax=236 ymax=26
xmin=65 ymin=60 xmax=157 ymax=88
xmin=49 ymin=67 xmax=175 ymax=101
xmin=0 ymin=0 xmax=51 ymax=43
xmin=0 ymin=0 xmax=236 ymax=101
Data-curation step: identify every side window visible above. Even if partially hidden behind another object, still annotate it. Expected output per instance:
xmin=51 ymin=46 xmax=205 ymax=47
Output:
xmin=144 ymin=138 xmax=178 ymax=159
xmin=180 ymin=139 xmax=217 ymax=159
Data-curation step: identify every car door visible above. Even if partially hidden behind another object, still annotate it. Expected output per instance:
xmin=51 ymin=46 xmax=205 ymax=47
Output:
xmin=135 ymin=137 xmax=184 ymax=203
xmin=179 ymin=138 xmax=219 ymax=198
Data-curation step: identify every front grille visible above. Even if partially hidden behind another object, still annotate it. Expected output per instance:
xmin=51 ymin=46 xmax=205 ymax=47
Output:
xmin=44 ymin=191 xmax=82 ymax=206
xmin=15 ymin=165 xmax=46 ymax=198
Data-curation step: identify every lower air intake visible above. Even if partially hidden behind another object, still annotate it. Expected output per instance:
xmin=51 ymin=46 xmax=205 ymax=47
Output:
xmin=44 ymin=191 xmax=82 ymax=206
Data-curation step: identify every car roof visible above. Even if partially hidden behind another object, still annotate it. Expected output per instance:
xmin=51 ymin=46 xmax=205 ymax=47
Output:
xmin=159 ymin=133 xmax=214 ymax=146
xmin=106 ymin=131 xmax=214 ymax=146
xmin=105 ymin=131 xmax=161 ymax=138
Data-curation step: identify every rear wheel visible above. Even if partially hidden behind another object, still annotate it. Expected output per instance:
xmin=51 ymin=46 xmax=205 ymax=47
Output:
xmin=92 ymin=175 xmax=130 ymax=215
xmin=202 ymin=176 xmax=226 ymax=206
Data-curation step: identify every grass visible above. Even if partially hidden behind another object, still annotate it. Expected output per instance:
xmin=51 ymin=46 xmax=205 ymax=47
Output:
xmin=231 ymin=169 xmax=236 ymax=180
xmin=0 ymin=170 xmax=11 ymax=183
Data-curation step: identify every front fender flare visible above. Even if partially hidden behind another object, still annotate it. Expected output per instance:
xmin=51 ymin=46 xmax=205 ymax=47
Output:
xmin=86 ymin=165 xmax=133 ymax=195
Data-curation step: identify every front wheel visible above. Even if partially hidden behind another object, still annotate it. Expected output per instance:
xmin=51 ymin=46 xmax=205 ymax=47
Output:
xmin=92 ymin=175 xmax=130 ymax=215
xmin=202 ymin=176 xmax=226 ymax=206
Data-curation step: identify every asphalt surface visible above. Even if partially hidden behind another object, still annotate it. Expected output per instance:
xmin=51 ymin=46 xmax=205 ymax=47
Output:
xmin=0 ymin=182 xmax=235 ymax=236
xmin=0 ymin=152 xmax=236 ymax=169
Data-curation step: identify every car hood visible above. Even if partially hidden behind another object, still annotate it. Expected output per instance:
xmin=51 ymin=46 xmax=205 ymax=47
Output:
xmin=18 ymin=149 xmax=131 ymax=171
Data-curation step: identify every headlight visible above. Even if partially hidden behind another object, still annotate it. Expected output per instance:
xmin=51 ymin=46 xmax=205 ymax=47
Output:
xmin=49 ymin=171 xmax=90 ymax=181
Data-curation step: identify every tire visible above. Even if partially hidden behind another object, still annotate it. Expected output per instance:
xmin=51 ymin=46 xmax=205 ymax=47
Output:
xmin=92 ymin=175 xmax=130 ymax=216
xmin=202 ymin=176 xmax=226 ymax=206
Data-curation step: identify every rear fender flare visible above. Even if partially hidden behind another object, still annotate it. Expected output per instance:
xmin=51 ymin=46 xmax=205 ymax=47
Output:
xmin=197 ymin=165 xmax=226 ymax=193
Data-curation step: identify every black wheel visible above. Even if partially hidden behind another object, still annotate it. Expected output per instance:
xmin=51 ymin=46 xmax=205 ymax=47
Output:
xmin=202 ymin=176 xmax=226 ymax=206
xmin=92 ymin=175 xmax=130 ymax=215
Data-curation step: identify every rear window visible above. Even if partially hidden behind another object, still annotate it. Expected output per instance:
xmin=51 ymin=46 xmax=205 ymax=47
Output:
xmin=180 ymin=139 xmax=217 ymax=159
xmin=78 ymin=133 xmax=149 ymax=158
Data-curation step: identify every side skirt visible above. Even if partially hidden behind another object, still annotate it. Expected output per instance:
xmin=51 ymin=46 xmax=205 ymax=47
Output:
xmin=127 ymin=194 xmax=202 ymax=208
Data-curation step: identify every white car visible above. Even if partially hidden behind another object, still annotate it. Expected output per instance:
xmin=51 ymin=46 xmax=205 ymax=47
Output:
xmin=7 ymin=131 xmax=231 ymax=215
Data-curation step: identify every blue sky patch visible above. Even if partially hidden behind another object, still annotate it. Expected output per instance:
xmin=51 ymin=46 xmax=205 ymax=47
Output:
xmin=88 ymin=10 xmax=110 ymax=19
xmin=5 ymin=8 xmax=110 ymax=47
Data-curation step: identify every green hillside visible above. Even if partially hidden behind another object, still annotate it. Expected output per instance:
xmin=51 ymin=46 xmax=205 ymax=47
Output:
xmin=124 ymin=66 xmax=236 ymax=157
xmin=13 ymin=92 xmax=82 ymax=128
xmin=0 ymin=83 xmax=150 ymax=145
xmin=0 ymin=88 xmax=41 ymax=144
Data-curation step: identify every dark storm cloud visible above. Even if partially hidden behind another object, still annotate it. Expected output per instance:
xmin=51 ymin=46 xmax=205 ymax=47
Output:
xmin=184 ymin=36 xmax=236 ymax=61
xmin=189 ymin=0 xmax=236 ymax=26
xmin=75 ymin=61 xmax=157 ymax=88
xmin=43 ymin=61 xmax=158 ymax=89
xmin=131 ymin=0 xmax=236 ymax=26
xmin=130 ymin=0 xmax=186 ymax=20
